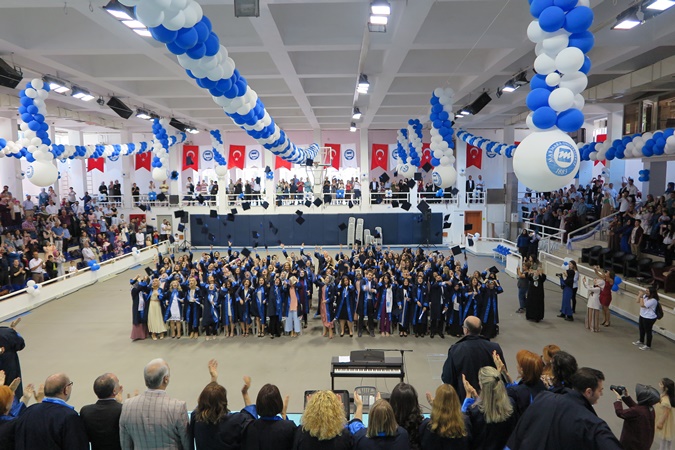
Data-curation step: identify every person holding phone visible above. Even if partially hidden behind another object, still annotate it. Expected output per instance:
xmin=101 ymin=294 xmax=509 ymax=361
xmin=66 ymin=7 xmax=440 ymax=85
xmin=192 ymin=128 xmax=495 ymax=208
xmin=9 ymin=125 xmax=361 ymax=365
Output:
xmin=633 ymin=287 xmax=659 ymax=351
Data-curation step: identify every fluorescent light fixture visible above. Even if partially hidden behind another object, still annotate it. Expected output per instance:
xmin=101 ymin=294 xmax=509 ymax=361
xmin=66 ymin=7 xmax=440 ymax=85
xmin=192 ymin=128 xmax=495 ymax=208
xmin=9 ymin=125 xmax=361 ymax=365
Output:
xmin=136 ymin=109 xmax=152 ymax=120
xmin=645 ymin=0 xmax=675 ymax=11
xmin=43 ymin=75 xmax=70 ymax=94
xmin=133 ymin=29 xmax=152 ymax=37
xmin=352 ymin=107 xmax=362 ymax=120
xmin=369 ymin=14 xmax=388 ymax=25
xmin=187 ymin=127 xmax=200 ymax=134
xmin=502 ymin=82 xmax=517 ymax=93
xmin=122 ymin=20 xmax=146 ymax=29
xmin=357 ymin=74 xmax=370 ymax=94
xmin=612 ymin=7 xmax=642 ymax=29
xmin=368 ymin=22 xmax=387 ymax=32
xmin=169 ymin=118 xmax=188 ymax=132
xmin=71 ymin=86 xmax=94 ymax=101
xmin=460 ymin=107 xmax=472 ymax=116
xmin=103 ymin=0 xmax=135 ymax=21
xmin=370 ymin=1 xmax=391 ymax=15
xmin=350 ymin=122 xmax=357 ymax=132
xmin=455 ymin=114 xmax=463 ymax=119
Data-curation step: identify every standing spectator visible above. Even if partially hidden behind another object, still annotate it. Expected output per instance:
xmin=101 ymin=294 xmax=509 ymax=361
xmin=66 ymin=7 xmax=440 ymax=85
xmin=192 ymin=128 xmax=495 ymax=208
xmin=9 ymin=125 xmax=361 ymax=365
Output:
xmin=613 ymin=383 xmax=659 ymax=450
xmin=28 ymin=251 xmax=45 ymax=283
xmin=516 ymin=229 xmax=529 ymax=259
xmin=633 ymin=287 xmax=659 ymax=351
xmin=0 ymin=318 xmax=25 ymax=398
xmin=119 ymin=358 xmax=192 ymax=450
xmin=465 ymin=175 xmax=475 ymax=203
xmin=243 ymin=383 xmax=295 ymax=450
xmin=655 ymin=378 xmax=674 ymax=450
xmin=80 ymin=373 xmax=124 ymax=450
xmin=98 ymin=182 xmax=108 ymax=203
xmin=131 ymin=183 xmax=140 ymax=204
xmin=22 ymin=196 xmax=35 ymax=219
xmin=525 ymin=267 xmax=546 ymax=323
xmin=389 ymin=382 xmax=423 ymax=450
xmin=630 ymin=219 xmax=644 ymax=258
xmin=475 ymin=174 xmax=485 ymax=201
xmin=583 ymin=276 xmax=602 ymax=333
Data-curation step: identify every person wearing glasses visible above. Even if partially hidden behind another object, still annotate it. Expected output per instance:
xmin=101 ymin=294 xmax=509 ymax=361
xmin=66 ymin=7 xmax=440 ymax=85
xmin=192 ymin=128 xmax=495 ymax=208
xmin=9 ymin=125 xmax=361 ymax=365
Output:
xmin=9 ymin=373 xmax=88 ymax=449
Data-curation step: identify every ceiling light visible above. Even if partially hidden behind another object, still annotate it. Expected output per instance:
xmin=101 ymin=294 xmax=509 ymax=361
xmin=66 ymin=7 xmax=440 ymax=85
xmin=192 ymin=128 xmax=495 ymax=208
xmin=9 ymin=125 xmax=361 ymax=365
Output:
xmin=645 ymin=0 xmax=675 ymax=11
xmin=612 ymin=7 xmax=643 ymax=29
xmin=352 ymin=107 xmax=362 ymax=120
xmin=43 ymin=75 xmax=70 ymax=94
xmin=368 ymin=22 xmax=387 ymax=32
xmin=350 ymin=122 xmax=357 ymax=132
xmin=496 ymin=87 xmax=503 ymax=99
xmin=234 ymin=0 xmax=260 ymax=17
xmin=71 ymin=86 xmax=95 ymax=102
xmin=369 ymin=15 xmax=388 ymax=25
xmin=357 ymin=74 xmax=370 ymax=94
xmin=187 ymin=127 xmax=200 ymax=134
xmin=133 ymin=29 xmax=152 ymax=37
xmin=455 ymin=114 xmax=463 ymax=119
xmin=136 ymin=109 xmax=152 ymax=120
xmin=513 ymin=71 xmax=529 ymax=86
xmin=103 ymin=0 xmax=135 ymax=21
xmin=460 ymin=107 xmax=472 ymax=116
xmin=370 ymin=1 xmax=391 ymax=15
xmin=122 ymin=20 xmax=146 ymax=29
xmin=502 ymin=82 xmax=517 ymax=93
xmin=169 ymin=118 xmax=189 ymax=132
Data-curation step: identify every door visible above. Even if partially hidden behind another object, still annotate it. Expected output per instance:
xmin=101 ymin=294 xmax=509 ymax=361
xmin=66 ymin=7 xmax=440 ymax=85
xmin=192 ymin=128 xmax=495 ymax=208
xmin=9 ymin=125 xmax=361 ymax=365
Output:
xmin=464 ymin=211 xmax=482 ymax=236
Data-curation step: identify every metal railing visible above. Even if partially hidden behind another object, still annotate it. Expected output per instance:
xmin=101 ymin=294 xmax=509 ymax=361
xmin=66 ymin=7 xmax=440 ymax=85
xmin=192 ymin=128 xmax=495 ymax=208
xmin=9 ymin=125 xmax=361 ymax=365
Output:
xmin=565 ymin=210 xmax=621 ymax=248
xmin=465 ymin=190 xmax=486 ymax=204
xmin=522 ymin=219 xmax=566 ymax=254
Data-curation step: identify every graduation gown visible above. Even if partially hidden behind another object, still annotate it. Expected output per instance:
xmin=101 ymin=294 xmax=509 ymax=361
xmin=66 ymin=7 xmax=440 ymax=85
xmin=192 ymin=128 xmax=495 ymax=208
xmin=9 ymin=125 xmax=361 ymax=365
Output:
xmin=183 ymin=287 xmax=202 ymax=329
xmin=335 ymin=285 xmax=355 ymax=321
xmin=412 ymin=284 xmax=429 ymax=326
xmin=525 ymin=274 xmax=546 ymax=322
xmin=201 ymin=288 xmax=220 ymax=327
xmin=237 ymin=288 xmax=252 ymax=324
xmin=480 ymin=285 xmax=503 ymax=339
xmin=447 ymin=287 xmax=465 ymax=336
xmin=394 ymin=285 xmax=412 ymax=328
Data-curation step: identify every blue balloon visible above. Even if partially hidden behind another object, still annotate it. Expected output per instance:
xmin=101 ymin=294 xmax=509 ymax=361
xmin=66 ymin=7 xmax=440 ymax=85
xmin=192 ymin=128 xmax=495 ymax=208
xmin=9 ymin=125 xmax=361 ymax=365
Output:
xmin=175 ymin=27 xmax=199 ymax=50
xmin=28 ymin=121 xmax=40 ymax=131
xmin=654 ymin=145 xmax=665 ymax=156
xmin=556 ymin=108 xmax=584 ymax=133
xmin=26 ymin=153 xmax=35 ymax=163
xmin=539 ymin=6 xmax=566 ymax=32
xmin=580 ymin=56 xmax=592 ymax=74
xmin=200 ymin=77 xmax=217 ymax=89
xmin=526 ymin=88 xmax=551 ymax=111
xmin=166 ymin=40 xmax=186 ymax=55
xmin=564 ymin=6 xmax=593 ymax=34
xmin=27 ymin=105 xmax=38 ymax=114
xmin=568 ymin=31 xmax=594 ymax=53
xmin=433 ymin=120 xmax=443 ymax=129
xmin=186 ymin=43 xmax=206 ymax=59
xmin=611 ymin=285 xmax=619 ymax=292
xmin=438 ymin=111 xmax=449 ymax=121
xmin=91 ymin=262 xmax=100 ymax=271
xmin=530 ymin=0 xmax=554 ymax=18
xmin=530 ymin=74 xmax=554 ymax=91
xmin=87 ymin=259 xmax=96 ymax=268
xmin=532 ymin=107 xmax=558 ymax=129
xmin=193 ymin=20 xmax=210 ymax=44
xmin=21 ymin=113 xmax=32 ymax=123
xmin=204 ymin=33 xmax=220 ymax=57
xmin=149 ymin=25 xmax=178 ymax=43
xmin=643 ymin=146 xmax=654 ymax=157
xmin=432 ymin=104 xmax=443 ymax=113
xmin=664 ymin=129 xmax=675 ymax=138
xmin=553 ymin=0 xmax=577 ymax=12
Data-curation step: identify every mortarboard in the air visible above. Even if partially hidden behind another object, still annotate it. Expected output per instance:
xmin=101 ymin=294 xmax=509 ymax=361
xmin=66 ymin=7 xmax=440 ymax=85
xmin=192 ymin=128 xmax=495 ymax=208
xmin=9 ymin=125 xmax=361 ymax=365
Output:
xmin=422 ymin=162 xmax=433 ymax=173
xmin=313 ymin=198 xmax=323 ymax=207
xmin=277 ymin=239 xmax=283 ymax=245
xmin=464 ymin=224 xmax=473 ymax=231
xmin=435 ymin=231 xmax=442 ymax=237
xmin=201 ymin=225 xmax=209 ymax=234
xmin=355 ymin=239 xmax=362 ymax=246
xmin=451 ymin=188 xmax=460 ymax=196
xmin=374 ymin=197 xmax=383 ymax=204
xmin=392 ymin=200 xmax=399 ymax=208
xmin=196 ymin=218 xmax=203 ymax=226
xmin=242 ymin=202 xmax=251 ymax=211
xmin=157 ymin=193 xmax=167 ymax=202
xmin=348 ymin=201 xmax=354 ymax=208
xmin=296 ymin=217 xmax=306 ymax=225
xmin=451 ymin=245 xmax=462 ymax=256
xmin=252 ymin=231 xmax=260 ymax=239
xmin=197 ymin=194 xmax=205 ymax=204
xmin=231 ymin=208 xmax=238 ymax=215
xmin=406 ymin=179 xmax=416 ymax=189
xmin=227 ymin=214 xmax=236 ymax=222
xmin=253 ymin=241 xmax=259 ymax=249
xmin=379 ymin=172 xmax=390 ymax=183
xmin=414 ymin=172 xmax=422 ymax=181
xmin=144 ymin=267 xmax=154 ymax=276
xmin=295 ymin=210 xmax=303 ymax=217
xmin=210 ymin=210 xmax=218 ymax=218
xmin=208 ymin=233 xmax=216 ymax=242
xmin=489 ymin=266 xmax=500 ymax=274
xmin=261 ymin=201 xmax=269 ymax=209
xmin=264 ymin=166 xmax=272 ymax=173
xmin=417 ymin=200 xmax=430 ymax=213
xmin=265 ymin=244 xmax=268 ymax=250
xmin=444 ymin=214 xmax=451 ymax=221
xmin=241 ymin=248 xmax=251 ymax=258
xmin=255 ymin=177 xmax=261 ymax=184
xmin=304 ymin=199 xmax=312 ymax=208
xmin=174 ymin=210 xmax=184 ymax=218
xmin=177 ymin=223 xmax=185 ymax=232
xmin=139 ymin=204 xmax=147 ymax=212
xmin=338 ymin=223 xmax=347 ymax=231
xmin=401 ymin=201 xmax=412 ymax=211
xmin=271 ymin=226 xmax=279 ymax=235
xmin=373 ymin=230 xmax=381 ymax=238
xmin=227 ymin=234 xmax=232 ymax=239
xmin=443 ymin=222 xmax=452 ymax=229
xmin=269 ymin=221 xmax=275 ymax=229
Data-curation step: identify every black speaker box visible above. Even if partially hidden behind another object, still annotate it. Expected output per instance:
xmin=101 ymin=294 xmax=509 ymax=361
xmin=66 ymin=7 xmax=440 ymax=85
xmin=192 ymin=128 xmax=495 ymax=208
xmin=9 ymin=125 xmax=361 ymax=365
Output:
xmin=106 ymin=96 xmax=133 ymax=119
xmin=470 ymin=92 xmax=492 ymax=115
xmin=181 ymin=212 xmax=189 ymax=224
xmin=0 ymin=59 xmax=22 ymax=89
xmin=169 ymin=195 xmax=179 ymax=205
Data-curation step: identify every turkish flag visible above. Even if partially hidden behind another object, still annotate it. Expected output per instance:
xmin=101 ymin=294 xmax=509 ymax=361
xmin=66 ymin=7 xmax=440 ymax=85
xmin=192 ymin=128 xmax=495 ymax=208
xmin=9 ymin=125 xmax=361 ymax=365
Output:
xmin=87 ymin=157 xmax=104 ymax=173
xmin=324 ymin=143 xmax=341 ymax=170
xmin=135 ymin=152 xmax=151 ymax=171
xmin=228 ymin=145 xmax=245 ymax=169
xmin=371 ymin=143 xmax=388 ymax=170
xmin=420 ymin=142 xmax=433 ymax=167
xmin=182 ymin=145 xmax=199 ymax=171
xmin=594 ymin=134 xmax=607 ymax=166
xmin=275 ymin=156 xmax=291 ymax=170
xmin=466 ymin=144 xmax=482 ymax=169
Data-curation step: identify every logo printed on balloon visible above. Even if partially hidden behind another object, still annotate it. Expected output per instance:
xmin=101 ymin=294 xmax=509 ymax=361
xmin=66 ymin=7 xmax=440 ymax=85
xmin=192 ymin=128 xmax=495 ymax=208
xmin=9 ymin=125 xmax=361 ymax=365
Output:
xmin=108 ymin=154 xmax=120 ymax=162
xmin=202 ymin=149 xmax=214 ymax=161
xmin=432 ymin=171 xmax=442 ymax=186
xmin=485 ymin=148 xmax=497 ymax=159
xmin=344 ymin=149 xmax=355 ymax=160
xmin=391 ymin=148 xmax=399 ymax=161
xmin=25 ymin=165 xmax=34 ymax=179
xmin=546 ymin=140 xmax=578 ymax=176
xmin=249 ymin=149 xmax=260 ymax=160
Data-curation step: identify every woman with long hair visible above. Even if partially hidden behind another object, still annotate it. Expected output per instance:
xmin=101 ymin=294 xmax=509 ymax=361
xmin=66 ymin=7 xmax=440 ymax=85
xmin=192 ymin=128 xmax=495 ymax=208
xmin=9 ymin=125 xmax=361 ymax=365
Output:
xmin=389 ymin=382 xmax=423 ymax=450
xmin=144 ymin=277 xmax=167 ymax=340
xmin=656 ymin=378 xmax=674 ymax=450
xmin=499 ymin=350 xmax=547 ymax=417
xmin=419 ymin=384 xmax=470 ymax=449
xmin=352 ymin=397 xmax=409 ymax=450
xmin=395 ymin=277 xmax=413 ymax=337
xmin=633 ymin=286 xmax=659 ymax=351
xmin=294 ymin=391 xmax=352 ymax=450
xmin=583 ymin=275 xmax=602 ymax=332
xmin=164 ymin=279 xmax=184 ymax=339
xmin=557 ymin=264 xmax=575 ymax=322
xmin=315 ymin=274 xmax=336 ymax=339
xmin=540 ymin=344 xmax=560 ymax=386
xmin=252 ymin=276 xmax=267 ymax=337
xmin=548 ymin=350 xmax=578 ymax=392
xmin=594 ymin=266 xmax=615 ymax=327
xmin=462 ymin=366 xmax=517 ymax=450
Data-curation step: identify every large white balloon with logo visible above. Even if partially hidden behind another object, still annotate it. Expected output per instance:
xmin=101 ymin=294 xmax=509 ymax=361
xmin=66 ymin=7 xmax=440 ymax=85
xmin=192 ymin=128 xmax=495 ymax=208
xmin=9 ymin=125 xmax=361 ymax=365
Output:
xmin=431 ymin=165 xmax=457 ymax=189
xmin=513 ymin=130 xmax=580 ymax=192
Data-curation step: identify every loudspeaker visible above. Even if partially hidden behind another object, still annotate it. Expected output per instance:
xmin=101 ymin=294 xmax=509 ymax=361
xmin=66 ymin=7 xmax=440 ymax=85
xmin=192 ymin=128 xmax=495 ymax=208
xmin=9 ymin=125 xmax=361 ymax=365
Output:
xmin=181 ymin=212 xmax=189 ymax=224
xmin=0 ymin=58 xmax=23 ymax=89
xmin=169 ymin=195 xmax=179 ymax=205
xmin=106 ymin=96 xmax=133 ymax=119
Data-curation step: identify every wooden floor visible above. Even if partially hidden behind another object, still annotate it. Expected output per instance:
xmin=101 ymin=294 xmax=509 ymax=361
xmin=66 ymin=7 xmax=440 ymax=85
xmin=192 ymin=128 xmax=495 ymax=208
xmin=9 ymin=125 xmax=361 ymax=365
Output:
xmin=7 ymin=248 xmax=675 ymax=445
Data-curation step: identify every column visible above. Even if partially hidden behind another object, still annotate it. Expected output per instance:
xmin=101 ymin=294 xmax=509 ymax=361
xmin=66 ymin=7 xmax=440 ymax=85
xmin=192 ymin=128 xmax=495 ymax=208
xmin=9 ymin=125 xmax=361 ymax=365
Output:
xmin=606 ymin=111 xmax=624 ymax=186
xmin=359 ymin=129 xmax=370 ymax=207
xmin=66 ymin=130 xmax=86 ymax=197
xmin=169 ymin=141 xmax=180 ymax=200
xmin=0 ymin=117 xmax=22 ymax=198
xmin=503 ymin=126 xmax=518 ymax=241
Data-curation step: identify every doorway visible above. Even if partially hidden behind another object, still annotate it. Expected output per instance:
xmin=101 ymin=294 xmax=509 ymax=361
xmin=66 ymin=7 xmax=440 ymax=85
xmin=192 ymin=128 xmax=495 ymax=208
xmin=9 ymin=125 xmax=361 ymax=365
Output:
xmin=464 ymin=211 xmax=482 ymax=236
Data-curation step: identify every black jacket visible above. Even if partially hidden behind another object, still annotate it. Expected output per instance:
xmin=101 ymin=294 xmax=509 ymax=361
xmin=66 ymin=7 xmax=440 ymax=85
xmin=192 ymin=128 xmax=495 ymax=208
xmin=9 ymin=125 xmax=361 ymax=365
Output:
xmin=293 ymin=428 xmax=353 ymax=450
xmin=353 ymin=426 xmax=409 ymax=450
xmin=0 ymin=326 xmax=25 ymax=398
xmin=243 ymin=418 xmax=297 ymax=450
xmin=440 ymin=334 xmax=504 ymax=399
xmin=10 ymin=401 xmax=89 ymax=450
xmin=190 ymin=409 xmax=252 ymax=450
xmin=80 ymin=399 xmax=123 ymax=450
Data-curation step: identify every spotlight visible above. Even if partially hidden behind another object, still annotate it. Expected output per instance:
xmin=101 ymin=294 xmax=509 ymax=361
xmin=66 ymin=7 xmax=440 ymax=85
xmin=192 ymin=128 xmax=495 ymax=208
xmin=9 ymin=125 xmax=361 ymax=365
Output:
xmin=513 ymin=71 xmax=529 ymax=87
xmin=460 ymin=107 xmax=472 ymax=116
xmin=369 ymin=15 xmax=388 ymax=25
xmin=103 ymin=0 xmax=135 ymax=21
xmin=42 ymin=75 xmax=70 ymax=94
xmin=370 ymin=0 xmax=391 ymax=15
xmin=612 ymin=6 xmax=643 ymax=29
xmin=496 ymin=87 xmax=503 ymax=99
xmin=502 ymin=81 xmax=517 ymax=93
xmin=645 ymin=0 xmax=675 ymax=11
xmin=96 ymin=96 xmax=105 ymax=106
xmin=352 ymin=107 xmax=362 ymax=120
xmin=357 ymin=74 xmax=370 ymax=94
xmin=187 ymin=127 xmax=200 ymax=134
xmin=106 ymin=96 xmax=133 ymax=119
xmin=135 ymin=109 xmax=152 ymax=120
xmin=71 ymin=86 xmax=95 ymax=102
xmin=234 ymin=0 xmax=260 ymax=17
xmin=455 ymin=114 xmax=463 ymax=119
xmin=169 ymin=118 xmax=189 ymax=132
xmin=350 ymin=122 xmax=357 ymax=132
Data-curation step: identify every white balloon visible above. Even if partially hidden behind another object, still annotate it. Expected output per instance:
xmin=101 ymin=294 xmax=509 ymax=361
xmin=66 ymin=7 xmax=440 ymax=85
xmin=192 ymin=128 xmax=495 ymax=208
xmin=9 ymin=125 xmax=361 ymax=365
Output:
xmin=182 ymin=1 xmax=203 ymax=27
xmin=213 ymin=164 xmax=228 ymax=177
xmin=534 ymin=42 xmax=545 ymax=57
xmin=31 ymin=78 xmax=44 ymax=90
xmin=643 ymin=132 xmax=654 ymax=141
xmin=534 ymin=54 xmax=557 ymax=75
xmin=577 ymin=0 xmax=590 ymax=5
xmin=152 ymin=167 xmax=169 ymax=181
xmin=545 ymin=73 xmax=561 ymax=87
xmin=559 ymin=71 xmax=588 ymax=95
xmin=434 ymin=88 xmax=444 ymax=97
xmin=439 ymin=156 xmax=451 ymax=166
xmin=526 ymin=112 xmax=542 ymax=131
xmin=589 ymin=151 xmax=597 ymax=161
xmin=26 ymin=279 xmax=36 ymax=288
xmin=222 ymin=58 xmax=236 ymax=79
xmin=548 ymin=87 xmax=575 ymax=112
xmin=513 ymin=130 xmax=580 ymax=192
xmin=163 ymin=10 xmax=186 ymax=30
xmin=666 ymin=135 xmax=675 ymax=147
xmin=527 ymin=20 xmax=546 ymax=43
xmin=398 ymin=164 xmax=414 ymax=177
xmin=555 ymin=47 xmax=585 ymax=74
xmin=573 ymin=93 xmax=585 ymax=110
xmin=135 ymin=1 xmax=165 ymax=28
xmin=26 ymin=160 xmax=58 ymax=187
xmin=542 ymin=33 xmax=569 ymax=55
xmin=34 ymin=150 xmax=52 ymax=161
xmin=25 ymin=88 xmax=37 ymax=98
xmin=432 ymin=165 xmax=457 ymax=189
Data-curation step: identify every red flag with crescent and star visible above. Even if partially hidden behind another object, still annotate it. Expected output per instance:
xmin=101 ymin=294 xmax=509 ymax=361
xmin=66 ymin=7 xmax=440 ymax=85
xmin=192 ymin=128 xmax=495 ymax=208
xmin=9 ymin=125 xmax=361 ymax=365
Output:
xmin=135 ymin=152 xmax=151 ymax=171
xmin=324 ymin=143 xmax=341 ymax=170
xmin=228 ymin=145 xmax=245 ymax=169
xmin=421 ymin=142 xmax=433 ymax=167
xmin=182 ymin=145 xmax=199 ymax=171
xmin=371 ymin=143 xmax=388 ymax=170
xmin=595 ymin=134 xmax=607 ymax=166
xmin=275 ymin=156 xmax=291 ymax=170
xmin=466 ymin=143 xmax=482 ymax=169
xmin=87 ymin=157 xmax=104 ymax=173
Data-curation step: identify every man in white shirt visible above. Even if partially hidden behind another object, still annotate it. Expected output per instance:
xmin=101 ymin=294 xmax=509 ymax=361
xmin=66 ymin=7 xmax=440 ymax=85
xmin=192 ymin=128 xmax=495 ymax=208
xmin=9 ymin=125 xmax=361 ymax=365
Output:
xmin=28 ymin=251 xmax=45 ymax=283
xmin=82 ymin=243 xmax=97 ymax=263
xmin=22 ymin=196 xmax=35 ymax=218
xmin=67 ymin=188 xmax=77 ymax=205
xmin=45 ymin=201 xmax=59 ymax=216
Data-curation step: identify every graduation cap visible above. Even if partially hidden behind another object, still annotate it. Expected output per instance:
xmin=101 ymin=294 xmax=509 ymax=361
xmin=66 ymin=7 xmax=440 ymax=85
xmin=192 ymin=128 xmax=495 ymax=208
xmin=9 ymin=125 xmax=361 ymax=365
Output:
xmin=304 ymin=199 xmax=312 ymax=208
xmin=227 ymin=234 xmax=232 ymax=240
xmin=488 ymin=266 xmax=500 ymax=274
xmin=242 ymin=202 xmax=251 ymax=211
xmin=252 ymin=231 xmax=260 ymax=239
xmin=414 ymin=172 xmax=422 ymax=181
xmin=373 ymin=230 xmax=381 ymax=238
xmin=208 ymin=233 xmax=216 ymax=242
xmin=201 ymin=225 xmax=209 ymax=234
xmin=265 ymin=244 xmax=268 ymax=250
xmin=253 ymin=241 xmax=259 ymax=249
xmin=451 ymin=245 xmax=462 ymax=256
xmin=295 ymin=210 xmax=303 ymax=217
xmin=177 ymin=223 xmax=185 ymax=232
xmin=196 ymin=218 xmax=204 ymax=226
xmin=255 ymin=177 xmax=261 ymax=185
xmin=338 ymin=223 xmax=347 ymax=231
xmin=401 ymin=201 xmax=412 ymax=211
xmin=174 ymin=210 xmax=184 ymax=218
xmin=443 ymin=221 xmax=452 ymax=229
xmin=348 ymin=200 xmax=354 ymax=209
xmin=422 ymin=162 xmax=433 ymax=173
xmin=379 ymin=172 xmax=390 ymax=183
xmin=197 ymin=194 xmax=205 ymax=204
xmin=392 ymin=200 xmax=400 ymax=208
xmin=157 ymin=193 xmax=167 ymax=202
xmin=144 ymin=267 xmax=154 ymax=276
xmin=139 ymin=204 xmax=147 ymax=212
xmin=277 ymin=239 xmax=283 ymax=245
xmin=464 ymin=224 xmax=473 ymax=231
xmin=210 ymin=210 xmax=218 ymax=218
xmin=406 ymin=179 xmax=416 ymax=189
xmin=271 ymin=226 xmax=279 ymax=235
xmin=227 ymin=214 xmax=236 ymax=222
xmin=296 ymin=216 xmax=306 ymax=225
xmin=305 ymin=158 xmax=314 ymax=167
xmin=264 ymin=166 xmax=272 ymax=173
xmin=261 ymin=201 xmax=269 ymax=209
xmin=435 ymin=231 xmax=442 ymax=237
xmin=297 ymin=258 xmax=306 ymax=268
xmin=241 ymin=248 xmax=251 ymax=258
xmin=444 ymin=214 xmax=451 ymax=221
xmin=451 ymin=188 xmax=460 ymax=196
xmin=355 ymin=239 xmax=362 ymax=246
xmin=374 ymin=197 xmax=383 ymax=205
xmin=231 ymin=208 xmax=238 ymax=215
xmin=417 ymin=200 xmax=430 ymax=213
xmin=313 ymin=198 xmax=323 ymax=207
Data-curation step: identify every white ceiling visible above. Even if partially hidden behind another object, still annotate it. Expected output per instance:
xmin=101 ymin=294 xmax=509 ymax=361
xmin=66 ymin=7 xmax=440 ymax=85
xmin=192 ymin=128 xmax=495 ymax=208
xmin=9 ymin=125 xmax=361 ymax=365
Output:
xmin=0 ymin=0 xmax=674 ymax=134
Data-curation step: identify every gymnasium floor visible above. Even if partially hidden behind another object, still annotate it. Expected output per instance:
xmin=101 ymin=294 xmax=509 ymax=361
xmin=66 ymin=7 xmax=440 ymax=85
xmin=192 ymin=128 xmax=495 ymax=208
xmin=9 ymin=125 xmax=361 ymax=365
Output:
xmin=7 ymin=248 xmax=675 ymax=443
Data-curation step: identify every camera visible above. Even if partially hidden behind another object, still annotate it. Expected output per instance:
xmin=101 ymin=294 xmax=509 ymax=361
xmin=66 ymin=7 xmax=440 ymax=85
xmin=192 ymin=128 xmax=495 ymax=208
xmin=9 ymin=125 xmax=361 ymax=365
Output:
xmin=610 ymin=385 xmax=626 ymax=396
xmin=555 ymin=273 xmax=563 ymax=277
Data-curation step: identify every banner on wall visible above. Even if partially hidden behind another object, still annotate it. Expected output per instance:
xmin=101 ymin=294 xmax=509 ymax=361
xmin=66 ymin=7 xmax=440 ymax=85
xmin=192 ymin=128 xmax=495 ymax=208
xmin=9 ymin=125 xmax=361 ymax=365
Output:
xmin=324 ymin=143 xmax=341 ymax=170
xmin=371 ymin=143 xmax=388 ymax=170
xmin=245 ymin=145 xmax=263 ymax=168
xmin=388 ymin=143 xmax=398 ymax=170
xmin=228 ymin=145 xmax=245 ymax=169
xmin=466 ymin=144 xmax=482 ymax=169
xmin=87 ymin=157 xmax=104 ymax=173
xmin=200 ymin=146 xmax=215 ymax=170
xmin=182 ymin=145 xmax=199 ymax=171
xmin=275 ymin=155 xmax=291 ymax=170
xmin=420 ymin=142 xmax=433 ymax=168
xmin=341 ymin=143 xmax=357 ymax=169
xmin=135 ymin=153 xmax=151 ymax=171
xmin=594 ymin=134 xmax=607 ymax=166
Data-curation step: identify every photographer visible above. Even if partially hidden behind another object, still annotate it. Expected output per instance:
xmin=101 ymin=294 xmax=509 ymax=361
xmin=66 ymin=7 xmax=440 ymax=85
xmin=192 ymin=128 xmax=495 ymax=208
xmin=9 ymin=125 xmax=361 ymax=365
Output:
xmin=612 ymin=384 xmax=659 ymax=450
xmin=633 ymin=287 xmax=659 ymax=351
